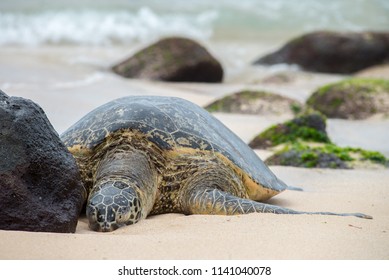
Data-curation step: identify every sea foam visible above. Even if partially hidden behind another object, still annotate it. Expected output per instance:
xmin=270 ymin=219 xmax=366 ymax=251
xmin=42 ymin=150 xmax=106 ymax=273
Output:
xmin=0 ymin=7 xmax=218 ymax=46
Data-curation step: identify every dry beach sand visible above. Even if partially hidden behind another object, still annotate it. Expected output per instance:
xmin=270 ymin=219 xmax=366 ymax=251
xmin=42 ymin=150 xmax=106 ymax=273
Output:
xmin=1 ymin=44 xmax=389 ymax=260
xmin=1 ymin=168 xmax=388 ymax=260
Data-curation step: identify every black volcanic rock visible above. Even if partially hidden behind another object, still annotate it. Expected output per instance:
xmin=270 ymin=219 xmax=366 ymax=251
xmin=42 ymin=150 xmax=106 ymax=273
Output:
xmin=254 ymin=31 xmax=389 ymax=74
xmin=0 ymin=90 xmax=86 ymax=233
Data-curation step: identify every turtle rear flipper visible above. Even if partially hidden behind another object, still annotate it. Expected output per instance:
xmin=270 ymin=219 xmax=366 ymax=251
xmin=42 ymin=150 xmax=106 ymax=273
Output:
xmin=286 ymin=185 xmax=304 ymax=191
xmin=182 ymin=187 xmax=372 ymax=219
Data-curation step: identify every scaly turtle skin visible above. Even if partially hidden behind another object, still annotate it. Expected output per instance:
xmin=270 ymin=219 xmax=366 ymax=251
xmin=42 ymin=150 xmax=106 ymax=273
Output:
xmin=61 ymin=96 xmax=371 ymax=232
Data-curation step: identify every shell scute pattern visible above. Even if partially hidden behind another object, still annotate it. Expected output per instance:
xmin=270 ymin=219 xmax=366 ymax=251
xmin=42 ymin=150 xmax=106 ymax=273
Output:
xmin=171 ymin=130 xmax=214 ymax=151
xmin=61 ymin=96 xmax=287 ymax=193
xmin=145 ymin=128 xmax=174 ymax=150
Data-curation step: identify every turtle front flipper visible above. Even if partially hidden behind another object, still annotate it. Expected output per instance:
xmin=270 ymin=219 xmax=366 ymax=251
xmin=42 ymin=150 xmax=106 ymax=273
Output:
xmin=87 ymin=148 xmax=159 ymax=232
xmin=181 ymin=187 xmax=372 ymax=219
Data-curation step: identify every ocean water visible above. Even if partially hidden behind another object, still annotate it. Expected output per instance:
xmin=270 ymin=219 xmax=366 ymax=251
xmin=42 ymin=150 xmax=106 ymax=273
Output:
xmin=1 ymin=1 xmax=389 ymax=155
xmin=1 ymin=0 xmax=388 ymax=46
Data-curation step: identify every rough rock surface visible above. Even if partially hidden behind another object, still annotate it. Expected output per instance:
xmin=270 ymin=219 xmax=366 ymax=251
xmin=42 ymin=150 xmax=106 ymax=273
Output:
xmin=112 ymin=37 xmax=223 ymax=83
xmin=250 ymin=110 xmax=388 ymax=169
xmin=264 ymin=143 xmax=388 ymax=169
xmin=205 ymin=90 xmax=303 ymax=115
xmin=0 ymin=90 xmax=85 ymax=233
xmin=254 ymin=31 xmax=389 ymax=74
xmin=306 ymin=78 xmax=389 ymax=119
xmin=265 ymin=148 xmax=349 ymax=169
xmin=249 ymin=113 xmax=330 ymax=149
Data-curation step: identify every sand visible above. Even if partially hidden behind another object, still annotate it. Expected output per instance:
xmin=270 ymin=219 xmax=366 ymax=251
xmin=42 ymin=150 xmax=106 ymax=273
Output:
xmin=1 ymin=45 xmax=389 ymax=260
xmin=1 ymin=167 xmax=388 ymax=260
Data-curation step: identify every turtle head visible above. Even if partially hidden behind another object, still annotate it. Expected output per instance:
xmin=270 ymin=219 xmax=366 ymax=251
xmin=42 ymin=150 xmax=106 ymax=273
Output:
xmin=86 ymin=180 xmax=142 ymax=232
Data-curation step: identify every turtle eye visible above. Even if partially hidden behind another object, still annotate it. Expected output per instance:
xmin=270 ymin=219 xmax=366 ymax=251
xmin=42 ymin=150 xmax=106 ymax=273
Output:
xmin=116 ymin=206 xmax=130 ymax=223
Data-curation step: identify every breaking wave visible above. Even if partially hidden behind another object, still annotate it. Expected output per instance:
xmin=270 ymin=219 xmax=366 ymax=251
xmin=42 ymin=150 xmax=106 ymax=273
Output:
xmin=0 ymin=7 xmax=218 ymax=46
xmin=1 ymin=0 xmax=388 ymax=46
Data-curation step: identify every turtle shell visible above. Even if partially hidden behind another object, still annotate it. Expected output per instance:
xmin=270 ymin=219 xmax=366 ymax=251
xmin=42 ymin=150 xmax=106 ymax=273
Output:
xmin=61 ymin=96 xmax=287 ymax=196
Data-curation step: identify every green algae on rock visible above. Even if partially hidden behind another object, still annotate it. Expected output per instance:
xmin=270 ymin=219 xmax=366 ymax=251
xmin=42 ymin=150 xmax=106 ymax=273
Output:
xmin=249 ymin=110 xmax=388 ymax=169
xmin=306 ymin=78 xmax=389 ymax=119
xmin=205 ymin=90 xmax=303 ymax=115
xmin=265 ymin=142 xmax=388 ymax=169
xmin=112 ymin=37 xmax=223 ymax=83
xmin=249 ymin=112 xmax=330 ymax=149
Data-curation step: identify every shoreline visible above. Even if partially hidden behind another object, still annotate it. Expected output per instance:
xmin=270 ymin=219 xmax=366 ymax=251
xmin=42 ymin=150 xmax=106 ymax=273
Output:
xmin=1 ymin=45 xmax=387 ymax=156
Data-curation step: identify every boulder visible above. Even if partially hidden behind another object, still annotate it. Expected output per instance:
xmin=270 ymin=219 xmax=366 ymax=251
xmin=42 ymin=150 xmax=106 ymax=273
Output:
xmin=112 ymin=37 xmax=223 ymax=83
xmin=254 ymin=31 xmax=389 ymax=74
xmin=306 ymin=78 xmax=389 ymax=119
xmin=249 ymin=109 xmax=388 ymax=169
xmin=265 ymin=143 xmax=388 ymax=169
xmin=205 ymin=90 xmax=303 ymax=115
xmin=265 ymin=144 xmax=349 ymax=169
xmin=249 ymin=112 xmax=330 ymax=149
xmin=0 ymin=90 xmax=86 ymax=233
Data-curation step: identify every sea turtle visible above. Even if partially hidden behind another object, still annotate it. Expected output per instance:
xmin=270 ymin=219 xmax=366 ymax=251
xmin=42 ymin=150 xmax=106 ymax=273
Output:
xmin=61 ymin=96 xmax=372 ymax=232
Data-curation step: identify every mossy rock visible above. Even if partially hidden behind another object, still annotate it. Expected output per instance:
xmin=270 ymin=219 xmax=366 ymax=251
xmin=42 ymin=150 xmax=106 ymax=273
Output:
xmin=205 ymin=90 xmax=304 ymax=115
xmin=265 ymin=142 xmax=388 ymax=169
xmin=112 ymin=37 xmax=223 ymax=83
xmin=306 ymin=78 xmax=389 ymax=119
xmin=250 ymin=105 xmax=388 ymax=169
xmin=249 ymin=112 xmax=330 ymax=149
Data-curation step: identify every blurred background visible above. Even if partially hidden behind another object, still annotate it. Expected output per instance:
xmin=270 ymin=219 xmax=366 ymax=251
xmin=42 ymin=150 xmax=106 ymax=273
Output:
xmin=1 ymin=0 xmax=388 ymax=46
xmin=1 ymin=0 xmax=388 ymax=157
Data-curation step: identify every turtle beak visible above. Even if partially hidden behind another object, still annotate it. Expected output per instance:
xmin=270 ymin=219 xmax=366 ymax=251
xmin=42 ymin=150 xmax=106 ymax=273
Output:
xmin=88 ymin=221 xmax=119 ymax=232
xmin=86 ymin=202 xmax=120 ymax=232
xmin=100 ymin=222 xmax=119 ymax=232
